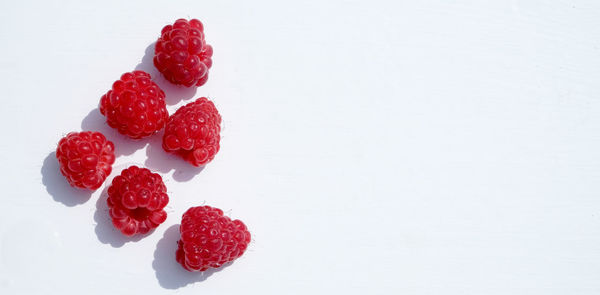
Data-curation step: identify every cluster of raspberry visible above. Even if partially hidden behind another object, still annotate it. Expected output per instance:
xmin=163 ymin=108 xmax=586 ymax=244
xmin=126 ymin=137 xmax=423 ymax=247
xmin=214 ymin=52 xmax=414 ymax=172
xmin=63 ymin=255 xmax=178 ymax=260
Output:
xmin=54 ymin=19 xmax=250 ymax=273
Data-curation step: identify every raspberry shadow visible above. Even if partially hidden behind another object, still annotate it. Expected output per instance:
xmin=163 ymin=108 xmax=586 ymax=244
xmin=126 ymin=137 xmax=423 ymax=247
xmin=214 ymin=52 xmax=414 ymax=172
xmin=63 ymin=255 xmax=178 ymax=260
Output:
xmin=152 ymin=225 xmax=232 ymax=289
xmin=144 ymin=132 xmax=205 ymax=182
xmin=81 ymin=109 xmax=150 ymax=157
xmin=41 ymin=152 xmax=92 ymax=206
xmin=135 ymin=42 xmax=198 ymax=106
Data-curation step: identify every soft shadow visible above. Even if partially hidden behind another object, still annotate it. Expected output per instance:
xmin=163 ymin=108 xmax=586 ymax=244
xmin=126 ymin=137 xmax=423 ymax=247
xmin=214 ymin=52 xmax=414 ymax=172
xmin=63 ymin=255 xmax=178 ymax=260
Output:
xmin=93 ymin=186 xmax=153 ymax=247
xmin=144 ymin=132 xmax=205 ymax=182
xmin=41 ymin=152 xmax=92 ymax=206
xmin=135 ymin=42 xmax=198 ymax=105
xmin=81 ymin=109 xmax=150 ymax=157
xmin=153 ymin=225 xmax=231 ymax=289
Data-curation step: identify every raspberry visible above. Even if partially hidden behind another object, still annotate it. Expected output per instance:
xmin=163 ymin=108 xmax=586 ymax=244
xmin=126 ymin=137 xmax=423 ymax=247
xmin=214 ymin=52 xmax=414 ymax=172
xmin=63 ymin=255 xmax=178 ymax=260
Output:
xmin=56 ymin=131 xmax=115 ymax=190
xmin=162 ymin=97 xmax=221 ymax=166
xmin=107 ymin=166 xmax=169 ymax=236
xmin=99 ymin=71 xmax=169 ymax=139
xmin=176 ymin=206 xmax=251 ymax=271
xmin=153 ymin=18 xmax=213 ymax=87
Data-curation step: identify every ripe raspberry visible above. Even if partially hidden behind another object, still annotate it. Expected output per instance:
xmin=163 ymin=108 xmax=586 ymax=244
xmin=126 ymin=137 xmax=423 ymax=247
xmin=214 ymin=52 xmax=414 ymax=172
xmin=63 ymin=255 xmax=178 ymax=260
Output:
xmin=176 ymin=206 xmax=251 ymax=271
xmin=154 ymin=18 xmax=213 ymax=87
xmin=56 ymin=131 xmax=115 ymax=190
xmin=99 ymin=71 xmax=169 ymax=139
xmin=107 ymin=166 xmax=169 ymax=236
xmin=162 ymin=97 xmax=221 ymax=166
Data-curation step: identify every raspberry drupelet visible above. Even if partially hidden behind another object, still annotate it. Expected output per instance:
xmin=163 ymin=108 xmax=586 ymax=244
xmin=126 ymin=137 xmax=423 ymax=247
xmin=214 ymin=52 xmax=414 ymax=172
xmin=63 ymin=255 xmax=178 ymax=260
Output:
xmin=56 ymin=131 xmax=115 ymax=190
xmin=154 ymin=18 xmax=213 ymax=87
xmin=99 ymin=71 xmax=169 ymax=139
xmin=107 ymin=166 xmax=169 ymax=236
xmin=176 ymin=206 xmax=251 ymax=272
xmin=162 ymin=97 xmax=221 ymax=166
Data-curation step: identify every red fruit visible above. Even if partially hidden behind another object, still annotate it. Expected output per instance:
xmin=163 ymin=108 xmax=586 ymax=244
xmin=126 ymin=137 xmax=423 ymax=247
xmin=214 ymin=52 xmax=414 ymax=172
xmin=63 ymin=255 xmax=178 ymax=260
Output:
xmin=107 ymin=166 xmax=169 ymax=236
xmin=56 ymin=131 xmax=115 ymax=190
xmin=99 ymin=71 xmax=169 ymax=139
xmin=154 ymin=18 xmax=213 ymax=87
xmin=176 ymin=206 xmax=251 ymax=271
xmin=162 ymin=97 xmax=221 ymax=166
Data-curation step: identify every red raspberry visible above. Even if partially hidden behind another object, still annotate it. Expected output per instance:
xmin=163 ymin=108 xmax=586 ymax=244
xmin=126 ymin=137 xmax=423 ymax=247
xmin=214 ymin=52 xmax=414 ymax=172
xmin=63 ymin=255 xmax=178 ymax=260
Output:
xmin=107 ymin=166 xmax=169 ymax=236
xmin=162 ymin=97 xmax=221 ymax=166
xmin=176 ymin=206 xmax=251 ymax=271
xmin=99 ymin=71 xmax=169 ymax=139
xmin=153 ymin=18 xmax=213 ymax=87
xmin=56 ymin=131 xmax=115 ymax=190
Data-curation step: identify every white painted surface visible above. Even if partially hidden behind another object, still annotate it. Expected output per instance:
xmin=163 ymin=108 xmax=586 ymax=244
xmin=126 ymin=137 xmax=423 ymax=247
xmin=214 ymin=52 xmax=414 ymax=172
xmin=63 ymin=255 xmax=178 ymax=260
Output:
xmin=0 ymin=0 xmax=599 ymax=294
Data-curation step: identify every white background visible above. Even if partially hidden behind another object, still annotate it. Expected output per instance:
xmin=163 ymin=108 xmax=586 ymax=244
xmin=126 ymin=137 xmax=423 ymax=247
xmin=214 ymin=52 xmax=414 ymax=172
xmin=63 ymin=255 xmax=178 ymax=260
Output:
xmin=0 ymin=0 xmax=599 ymax=294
